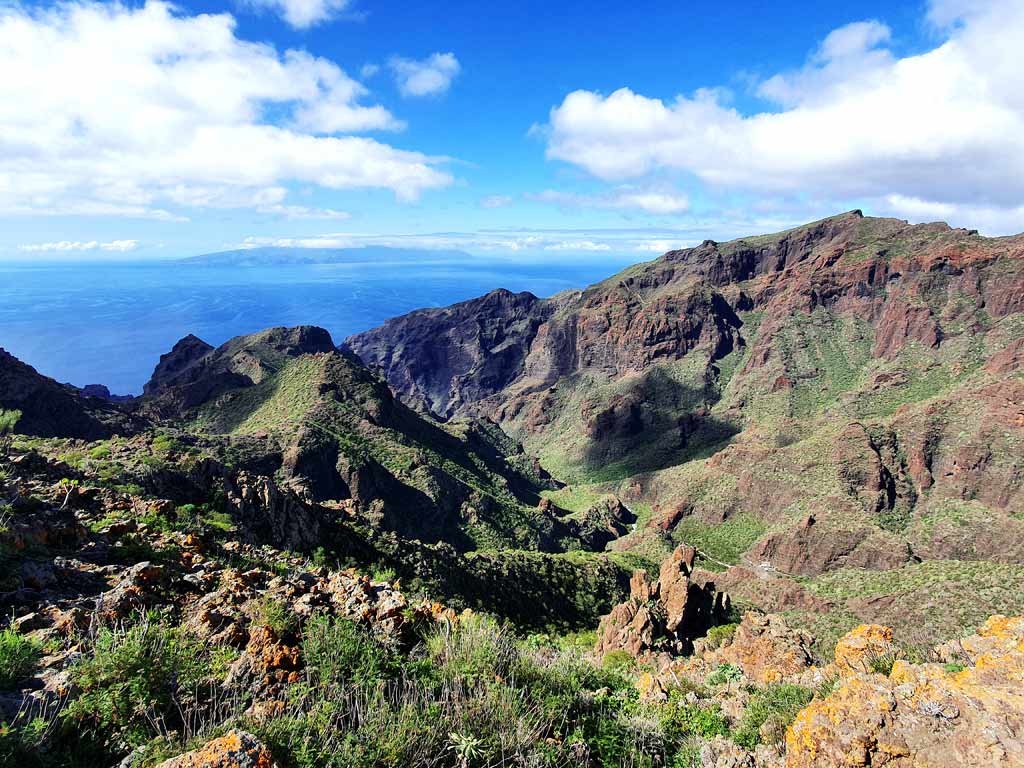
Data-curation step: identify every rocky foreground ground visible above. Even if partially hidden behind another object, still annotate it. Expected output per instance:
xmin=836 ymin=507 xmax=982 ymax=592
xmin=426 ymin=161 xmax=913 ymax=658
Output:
xmin=1 ymin=439 xmax=1022 ymax=767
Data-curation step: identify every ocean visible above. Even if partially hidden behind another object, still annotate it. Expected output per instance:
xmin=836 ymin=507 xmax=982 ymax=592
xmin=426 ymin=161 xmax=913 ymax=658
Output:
xmin=0 ymin=255 xmax=636 ymax=395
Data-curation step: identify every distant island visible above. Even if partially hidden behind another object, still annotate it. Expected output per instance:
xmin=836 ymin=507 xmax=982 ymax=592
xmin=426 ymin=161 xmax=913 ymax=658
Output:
xmin=183 ymin=245 xmax=476 ymax=267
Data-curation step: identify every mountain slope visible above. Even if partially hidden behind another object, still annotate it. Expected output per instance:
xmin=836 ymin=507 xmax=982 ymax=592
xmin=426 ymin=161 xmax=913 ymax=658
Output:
xmin=0 ymin=347 xmax=143 ymax=439
xmin=139 ymin=325 xmax=589 ymax=552
xmin=347 ymin=211 xmax=1024 ymax=587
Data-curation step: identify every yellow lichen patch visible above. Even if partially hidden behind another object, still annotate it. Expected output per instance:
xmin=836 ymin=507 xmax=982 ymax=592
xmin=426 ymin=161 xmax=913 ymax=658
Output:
xmin=788 ymin=616 xmax=1024 ymax=768
xmin=833 ymin=623 xmax=895 ymax=677
xmin=784 ymin=676 xmax=899 ymax=768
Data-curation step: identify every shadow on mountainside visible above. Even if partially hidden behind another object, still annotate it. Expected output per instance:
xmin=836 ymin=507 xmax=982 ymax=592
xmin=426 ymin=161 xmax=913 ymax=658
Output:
xmin=579 ymin=368 xmax=739 ymax=483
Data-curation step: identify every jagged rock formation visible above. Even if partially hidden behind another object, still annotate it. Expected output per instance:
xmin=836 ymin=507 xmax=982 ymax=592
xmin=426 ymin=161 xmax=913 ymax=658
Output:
xmin=595 ymin=544 xmax=730 ymax=660
xmin=345 ymin=288 xmax=556 ymax=418
xmin=143 ymin=333 xmax=214 ymax=396
xmin=128 ymin=326 xmax=589 ymax=552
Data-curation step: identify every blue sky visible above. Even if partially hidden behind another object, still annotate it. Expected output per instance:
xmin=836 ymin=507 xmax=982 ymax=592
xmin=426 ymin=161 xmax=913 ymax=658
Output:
xmin=1 ymin=0 xmax=1022 ymax=261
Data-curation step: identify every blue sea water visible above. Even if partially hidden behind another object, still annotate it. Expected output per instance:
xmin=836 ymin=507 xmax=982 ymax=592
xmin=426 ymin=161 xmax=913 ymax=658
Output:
xmin=0 ymin=256 xmax=636 ymax=395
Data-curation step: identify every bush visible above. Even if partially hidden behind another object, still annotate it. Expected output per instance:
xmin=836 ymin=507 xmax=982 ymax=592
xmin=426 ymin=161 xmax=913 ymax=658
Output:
xmin=426 ymin=613 xmax=518 ymax=685
xmin=302 ymin=614 xmax=398 ymax=688
xmin=732 ymin=683 xmax=814 ymax=749
xmin=660 ymin=693 xmax=729 ymax=745
xmin=704 ymin=623 xmax=738 ymax=650
xmin=64 ymin=618 xmax=222 ymax=751
xmin=867 ymin=650 xmax=900 ymax=676
xmin=0 ymin=628 xmax=41 ymax=689
xmin=706 ymin=663 xmax=742 ymax=686
xmin=600 ymin=649 xmax=638 ymax=674
xmin=258 ymin=598 xmax=299 ymax=636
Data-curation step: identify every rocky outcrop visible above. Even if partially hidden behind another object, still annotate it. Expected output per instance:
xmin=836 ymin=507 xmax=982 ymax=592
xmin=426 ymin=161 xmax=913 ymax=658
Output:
xmin=346 ymin=288 xmax=554 ymax=417
xmin=143 ymin=334 xmax=214 ymax=396
xmin=152 ymin=731 xmax=276 ymax=768
xmin=141 ymin=326 xmax=335 ymax=417
xmin=571 ymin=495 xmax=636 ymax=550
xmin=687 ymin=612 xmax=816 ymax=686
xmin=595 ymin=545 xmax=730 ymax=661
xmin=785 ymin=616 xmax=1024 ymax=767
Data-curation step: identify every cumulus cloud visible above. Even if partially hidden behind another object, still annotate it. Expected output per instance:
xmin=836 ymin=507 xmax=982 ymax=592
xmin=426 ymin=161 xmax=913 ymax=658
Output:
xmin=0 ymin=2 xmax=451 ymax=219
xmin=543 ymin=0 xmax=1024 ymax=233
xmin=390 ymin=52 xmax=461 ymax=97
xmin=529 ymin=188 xmax=690 ymax=215
xmin=19 ymin=239 xmax=139 ymax=253
xmin=247 ymin=0 xmax=352 ymax=29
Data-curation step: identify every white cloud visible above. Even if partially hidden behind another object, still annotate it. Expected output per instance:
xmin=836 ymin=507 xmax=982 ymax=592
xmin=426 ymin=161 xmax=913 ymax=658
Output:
xmin=530 ymin=188 xmax=690 ymax=215
xmin=0 ymin=2 xmax=451 ymax=220
xmin=19 ymin=239 xmax=139 ymax=252
xmin=480 ymin=195 xmax=513 ymax=209
xmin=543 ymin=0 xmax=1024 ymax=234
xmin=633 ymin=239 xmax=694 ymax=253
xmin=247 ymin=0 xmax=352 ymax=29
xmin=544 ymin=240 xmax=611 ymax=251
xmin=389 ymin=52 xmax=461 ymax=97
xmin=239 ymin=226 xmax=714 ymax=255
xmin=259 ymin=204 xmax=352 ymax=220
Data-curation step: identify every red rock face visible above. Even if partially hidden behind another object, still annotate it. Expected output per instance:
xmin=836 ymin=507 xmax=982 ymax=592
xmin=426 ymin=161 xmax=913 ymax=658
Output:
xmin=347 ymin=211 xmax=1024 ymax=578
xmin=350 ymin=212 xmax=1024 ymax=428
xmin=595 ymin=545 xmax=730 ymax=661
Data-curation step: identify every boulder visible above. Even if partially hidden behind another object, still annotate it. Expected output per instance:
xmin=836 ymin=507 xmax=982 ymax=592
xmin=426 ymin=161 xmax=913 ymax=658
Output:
xmin=153 ymin=731 xmax=277 ymax=768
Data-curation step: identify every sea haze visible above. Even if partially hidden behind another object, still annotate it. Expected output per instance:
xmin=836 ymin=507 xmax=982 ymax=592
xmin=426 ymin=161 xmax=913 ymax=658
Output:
xmin=0 ymin=249 xmax=639 ymax=395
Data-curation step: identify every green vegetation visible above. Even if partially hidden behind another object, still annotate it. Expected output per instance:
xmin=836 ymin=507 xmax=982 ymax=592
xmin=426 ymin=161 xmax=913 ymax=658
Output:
xmin=0 ymin=628 xmax=41 ymax=689
xmin=64 ymin=617 xmax=228 ymax=751
xmin=704 ymin=623 xmax=738 ymax=650
xmin=732 ymin=684 xmax=814 ymax=749
xmin=672 ymin=513 xmax=767 ymax=570
xmin=302 ymin=614 xmax=400 ymax=687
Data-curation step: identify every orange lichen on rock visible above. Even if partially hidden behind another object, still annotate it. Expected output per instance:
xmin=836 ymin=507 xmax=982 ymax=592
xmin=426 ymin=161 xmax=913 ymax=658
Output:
xmin=785 ymin=616 xmax=1024 ymax=768
xmin=155 ymin=730 xmax=277 ymax=768
xmin=710 ymin=612 xmax=814 ymax=684
xmin=832 ymin=623 xmax=895 ymax=677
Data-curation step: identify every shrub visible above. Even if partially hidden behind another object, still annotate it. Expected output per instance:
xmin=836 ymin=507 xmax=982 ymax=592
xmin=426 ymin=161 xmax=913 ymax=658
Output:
xmin=732 ymin=683 xmax=814 ymax=749
xmin=302 ymin=614 xmax=397 ymax=688
xmin=867 ymin=651 xmax=899 ymax=676
xmin=257 ymin=598 xmax=299 ymax=636
xmin=706 ymin=663 xmax=742 ymax=686
xmin=64 ymin=618 xmax=220 ymax=750
xmin=600 ymin=649 xmax=638 ymax=674
xmin=0 ymin=628 xmax=41 ymax=689
xmin=704 ymin=623 xmax=738 ymax=650
xmin=426 ymin=613 xmax=518 ymax=685
xmin=88 ymin=445 xmax=111 ymax=461
xmin=943 ymin=662 xmax=966 ymax=674
xmin=660 ymin=693 xmax=729 ymax=745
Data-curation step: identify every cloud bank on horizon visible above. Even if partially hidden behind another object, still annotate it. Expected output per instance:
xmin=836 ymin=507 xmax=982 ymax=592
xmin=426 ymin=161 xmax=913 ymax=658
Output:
xmin=0 ymin=0 xmax=1022 ymax=259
